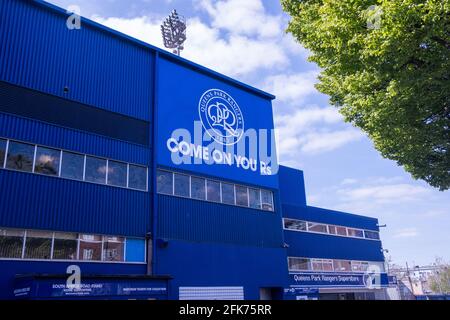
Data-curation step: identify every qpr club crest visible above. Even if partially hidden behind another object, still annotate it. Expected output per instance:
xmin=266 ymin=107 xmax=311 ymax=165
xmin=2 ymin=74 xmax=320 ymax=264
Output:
xmin=199 ymin=89 xmax=244 ymax=145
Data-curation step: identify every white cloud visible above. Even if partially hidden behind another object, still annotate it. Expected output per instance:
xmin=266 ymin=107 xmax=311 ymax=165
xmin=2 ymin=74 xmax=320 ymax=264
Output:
xmin=92 ymin=14 xmax=289 ymax=78
xmin=275 ymin=106 xmax=363 ymax=156
xmin=338 ymin=184 xmax=431 ymax=204
xmin=341 ymin=178 xmax=358 ymax=185
xmin=183 ymin=18 xmax=288 ymax=76
xmin=275 ymin=106 xmax=342 ymax=129
xmin=264 ymin=71 xmax=319 ymax=104
xmin=92 ymin=15 xmax=165 ymax=47
xmin=196 ymin=0 xmax=283 ymax=38
xmin=393 ymin=228 xmax=419 ymax=238
xmin=301 ymin=130 xmax=363 ymax=154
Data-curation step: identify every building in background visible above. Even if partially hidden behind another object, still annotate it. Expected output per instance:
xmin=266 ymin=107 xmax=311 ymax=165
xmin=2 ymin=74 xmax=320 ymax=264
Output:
xmin=0 ymin=0 xmax=388 ymax=300
xmin=389 ymin=265 xmax=449 ymax=300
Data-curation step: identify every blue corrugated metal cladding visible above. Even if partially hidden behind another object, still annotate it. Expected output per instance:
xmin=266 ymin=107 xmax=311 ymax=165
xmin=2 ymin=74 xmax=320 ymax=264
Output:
xmin=0 ymin=0 xmax=154 ymax=120
xmin=0 ymin=0 xmax=154 ymax=237
xmin=157 ymin=194 xmax=284 ymax=248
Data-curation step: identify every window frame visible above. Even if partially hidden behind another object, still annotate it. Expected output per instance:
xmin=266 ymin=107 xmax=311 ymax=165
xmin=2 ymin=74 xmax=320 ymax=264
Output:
xmin=5 ymin=140 xmax=36 ymax=173
xmin=33 ymin=145 xmax=61 ymax=177
xmin=155 ymin=170 xmax=275 ymax=213
xmin=106 ymin=160 xmax=128 ymax=188
xmin=190 ymin=175 xmax=206 ymax=201
xmin=235 ymin=184 xmax=250 ymax=208
xmin=0 ymin=227 xmax=146 ymax=264
xmin=206 ymin=179 xmax=221 ymax=203
xmin=283 ymin=218 xmax=307 ymax=232
xmin=248 ymin=187 xmax=262 ymax=209
xmin=260 ymin=189 xmax=274 ymax=212
xmin=288 ymin=256 xmax=381 ymax=274
xmin=0 ymin=137 xmax=148 ymax=192
xmin=288 ymin=257 xmax=312 ymax=272
xmin=307 ymin=222 xmax=329 ymax=234
xmin=0 ymin=138 xmax=8 ymax=169
xmin=127 ymin=164 xmax=148 ymax=192
xmin=347 ymin=228 xmax=365 ymax=238
xmin=364 ymin=230 xmax=380 ymax=240
xmin=173 ymin=172 xmax=191 ymax=198
xmin=156 ymin=169 xmax=174 ymax=195
xmin=281 ymin=217 xmax=380 ymax=242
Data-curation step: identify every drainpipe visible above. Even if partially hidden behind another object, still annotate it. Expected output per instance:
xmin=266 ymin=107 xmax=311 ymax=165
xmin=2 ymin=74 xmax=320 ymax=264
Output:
xmin=150 ymin=51 xmax=160 ymax=275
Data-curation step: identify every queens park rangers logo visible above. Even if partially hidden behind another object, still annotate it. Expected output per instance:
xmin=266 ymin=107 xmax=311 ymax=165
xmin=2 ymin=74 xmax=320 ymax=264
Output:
xmin=199 ymin=89 xmax=244 ymax=145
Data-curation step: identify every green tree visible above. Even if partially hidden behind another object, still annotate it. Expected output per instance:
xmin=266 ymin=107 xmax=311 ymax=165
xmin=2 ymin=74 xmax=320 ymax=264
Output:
xmin=281 ymin=0 xmax=450 ymax=190
xmin=429 ymin=258 xmax=450 ymax=293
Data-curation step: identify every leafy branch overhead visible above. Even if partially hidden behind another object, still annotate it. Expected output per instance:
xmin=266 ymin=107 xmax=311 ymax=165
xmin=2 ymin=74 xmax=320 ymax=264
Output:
xmin=281 ymin=0 xmax=450 ymax=190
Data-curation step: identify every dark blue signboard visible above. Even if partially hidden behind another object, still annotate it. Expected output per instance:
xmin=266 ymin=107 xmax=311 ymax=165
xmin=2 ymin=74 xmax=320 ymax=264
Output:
xmin=14 ymin=276 xmax=168 ymax=300
xmin=289 ymin=272 xmax=389 ymax=288
xmin=157 ymin=56 xmax=279 ymax=188
xmin=284 ymin=287 xmax=320 ymax=300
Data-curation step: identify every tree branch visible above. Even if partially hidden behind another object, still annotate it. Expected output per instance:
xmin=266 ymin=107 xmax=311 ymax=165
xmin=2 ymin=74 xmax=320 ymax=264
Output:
xmin=430 ymin=36 xmax=450 ymax=50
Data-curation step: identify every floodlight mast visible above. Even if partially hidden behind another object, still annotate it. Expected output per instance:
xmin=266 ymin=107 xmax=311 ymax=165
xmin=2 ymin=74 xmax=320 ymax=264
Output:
xmin=161 ymin=9 xmax=187 ymax=56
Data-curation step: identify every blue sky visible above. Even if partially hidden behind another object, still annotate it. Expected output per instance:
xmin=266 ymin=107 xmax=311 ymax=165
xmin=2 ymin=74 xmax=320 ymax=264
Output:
xmin=48 ymin=0 xmax=449 ymax=267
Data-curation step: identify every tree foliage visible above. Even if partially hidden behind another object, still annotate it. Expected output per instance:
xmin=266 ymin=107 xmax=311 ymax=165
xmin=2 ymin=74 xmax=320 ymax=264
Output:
xmin=429 ymin=258 xmax=450 ymax=293
xmin=281 ymin=0 xmax=450 ymax=190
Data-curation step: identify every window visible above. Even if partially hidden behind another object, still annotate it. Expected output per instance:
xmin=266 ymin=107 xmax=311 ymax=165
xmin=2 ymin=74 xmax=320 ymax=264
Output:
xmin=0 ymin=228 xmax=145 ymax=263
xmin=128 ymin=164 xmax=147 ymax=191
xmin=347 ymin=228 xmax=364 ymax=238
xmin=174 ymin=173 xmax=190 ymax=197
xmin=107 ymin=161 xmax=127 ymax=187
xmin=284 ymin=219 xmax=307 ymax=231
xmin=79 ymin=234 xmax=102 ymax=261
xmin=261 ymin=190 xmax=274 ymax=211
xmin=0 ymin=138 xmax=7 ymax=167
xmin=52 ymin=232 xmax=78 ymax=260
xmin=157 ymin=169 xmax=273 ymax=211
xmin=0 ymin=138 xmax=147 ymax=191
xmin=312 ymin=259 xmax=325 ymax=271
xmin=221 ymin=183 xmax=235 ymax=205
xmin=102 ymin=236 xmax=124 ymax=262
xmin=323 ymin=259 xmax=334 ymax=271
xmin=352 ymin=261 xmax=369 ymax=272
xmin=191 ymin=176 xmax=206 ymax=200
xmin=307 ymin=222 xmax=328 ymax=233
xmin=248 ymin=188 xmax=261 ymax=209
xmin=336 ymin=226 xmax=347 ymax=236
xmin=235 ymin=186 xmax=249 ymax=207
xmin=0 ymin=229 xmax=24 ymax=258
xmin=24 ymin=231 xmax=52 ymax=259
xmin=157 ymin=170 xmax=173 ymax=195
xmin=206 ymin=180 xmax=221 ymax=202
xmin=85 ymin=156 xmax=107 ymax=184
xmin=328 ymin=225 xmax=347 ymax=236
xmin=364 ymin=230 xmax=380 ymax=240
xmin=313 ymin=259 xmax=333 ymax=271
xmin=60 ymin=151 xmax=84 ymax=181
xmin=334 ymin=260 xmax=352 ymax=272
xmin=288 ymin=257 xmax=310 ymax=271
xmin=34 ymin=146 xmax=60 ymax=176
xmin=6 ymin=141 xmax=35 ymax=172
